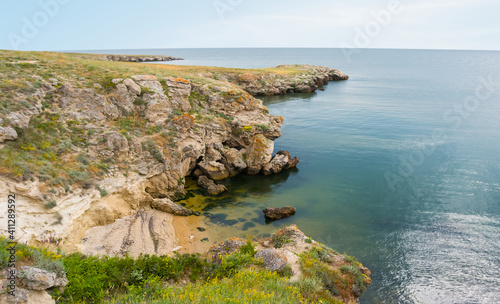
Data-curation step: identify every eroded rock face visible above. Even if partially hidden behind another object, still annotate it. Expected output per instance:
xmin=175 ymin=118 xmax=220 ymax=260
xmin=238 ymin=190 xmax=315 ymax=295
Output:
xmin=151 ymin=198 xmax=193 ymax=216
xmin=0 ymin=62 xmax=348 ymax=255
xmin=19 ymin=267 xmax=56 ymax=290
xmin=255 ymin=249 xmax=288 ymax=272
xmin=0 ymin=126 xmax=18 ymax=142
xmin=82 ymin=209 xmax=178 ymax=257
xmin=197 ymin=176 xmax=228 ymax=196
xmin=233 ymin=65 xmax=349 ymax=96
xmin=220 ymin=147 xmax=247 ymax=177
xmin=18 ymin=266 xmax=67 ymax=291
xmin=245 ymin=134 xmax=274 ymax=175
xmin=123 ymin=78 xmax=141 ymax=95
xmin=263 ymin=206 xmax=296 ymax=220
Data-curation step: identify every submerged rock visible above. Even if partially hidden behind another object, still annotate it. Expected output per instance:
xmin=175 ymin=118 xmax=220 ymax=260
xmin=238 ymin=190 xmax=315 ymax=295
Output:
xmin=151 ymin=198 xmax=193 ymax=216
xmin=198 ymin=175 xmax=228 ymax=196
xmin=263 ymin=206 xmax=296 ymax=220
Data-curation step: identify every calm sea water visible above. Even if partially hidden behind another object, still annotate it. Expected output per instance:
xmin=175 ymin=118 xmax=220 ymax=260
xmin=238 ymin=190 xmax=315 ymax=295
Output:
xmin=81 ymin=48 xmax=500 ymax=303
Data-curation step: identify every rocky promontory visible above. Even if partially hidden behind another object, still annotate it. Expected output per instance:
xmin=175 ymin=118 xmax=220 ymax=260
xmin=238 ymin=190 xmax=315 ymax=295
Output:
xmin=77 ymin=53 xmax=183 ymax=62
xmin=0 ymin=50 xmax=371 ymax=304
xmin=0 ymin=50 xmax=351 ymax=249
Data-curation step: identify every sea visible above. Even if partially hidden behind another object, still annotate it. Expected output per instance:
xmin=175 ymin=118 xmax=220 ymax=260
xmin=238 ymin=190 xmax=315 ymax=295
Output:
xmin=77 ymin=48 xmax=500 ymax=304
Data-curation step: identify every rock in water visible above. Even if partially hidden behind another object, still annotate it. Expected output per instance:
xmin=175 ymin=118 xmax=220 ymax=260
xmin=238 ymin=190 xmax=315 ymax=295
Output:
xmin=255 ymin=249 xmax=288 ymax=272
xmin=263 ymin=206 xmax=296 ymax=220
xmin=0 ymin=126 xmax=18 ymax=142
xmin=151 ymin=198 xmax=193 ymax=216
xmin=198 ymin=175 xmax=228 ymax=196
xmin=245 ymin=134 xmax=274 ymax=175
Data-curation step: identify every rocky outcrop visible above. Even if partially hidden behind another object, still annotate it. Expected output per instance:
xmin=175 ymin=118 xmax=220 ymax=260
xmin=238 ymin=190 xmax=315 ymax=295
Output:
xmin=0 ymin=51 xmax=347 ymax=260
xmin=257 ymin=225 xmax=371 ymax=303
xmin=255 ymin=249 xmax=288 ymax=272
xmin=220 ymin=147 xmax=247 ymax=176
xmin=81 ymin=54 xmax=183 ymax=62
xmin=245 ymin=134 xmax=275 ymax=175
xmin=198 ymin=161 xmax=230 ymax=181
xmin=19 ymin=266 xmax=68 ymax=290
xmin=0 ymin=267 xmax=67 ymax=304
xmin=209 ymin=225 xmax=372 ymax=303
xmin=208 ymin=238 xmax=245 ymax=256
xmin=198 ymin=176 xmax=228 ymax=196
xmin=231 ymin=65 xmax=349 ymax=96
xmin=151 ymin=198 xmax=193 ymax=216
xmin=263 ymin=206 xmax=296 ymax=220
xmin=262 ymin=151 xmax=300 ymax=175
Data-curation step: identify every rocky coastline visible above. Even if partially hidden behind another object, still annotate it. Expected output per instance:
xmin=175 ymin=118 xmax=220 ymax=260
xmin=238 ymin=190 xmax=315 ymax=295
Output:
xmin=0 ymin=50 xmax=369 ymax=303
xmin=77 ymin=53 xmax=183 ymax=62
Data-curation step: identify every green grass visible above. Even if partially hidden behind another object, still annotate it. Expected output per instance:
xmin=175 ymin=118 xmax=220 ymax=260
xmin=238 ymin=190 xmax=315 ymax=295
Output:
xmin=1 ymin=235 xmax=366 ymax=304
xmin=108 ymin=268 xmax=307 ymax=304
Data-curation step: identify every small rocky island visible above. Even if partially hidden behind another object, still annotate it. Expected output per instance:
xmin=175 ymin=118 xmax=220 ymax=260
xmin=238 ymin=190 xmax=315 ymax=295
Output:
xmin=0 ymin=50 xmax=368 ymax=304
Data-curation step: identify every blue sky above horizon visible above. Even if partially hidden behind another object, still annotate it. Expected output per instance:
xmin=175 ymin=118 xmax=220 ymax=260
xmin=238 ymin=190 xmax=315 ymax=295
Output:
xmin=1 ymin=0 xmax=499 ymax=51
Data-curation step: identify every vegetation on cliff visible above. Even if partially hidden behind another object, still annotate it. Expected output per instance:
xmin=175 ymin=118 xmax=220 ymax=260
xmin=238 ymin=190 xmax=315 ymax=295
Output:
xmin=0 ymin=51 xmax=366 ymax=303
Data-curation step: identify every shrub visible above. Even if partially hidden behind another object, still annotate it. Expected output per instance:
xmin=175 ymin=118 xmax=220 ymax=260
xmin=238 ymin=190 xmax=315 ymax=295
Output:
xmin=272 ymin=234 xmax=290 ymax=248
xmin=44 ymin=200 xmax=57 ymax=209
xmin=239 ymin=238 xmax=257 ymax=257
xmin=255 ymin=124 xmax=269 ymax=131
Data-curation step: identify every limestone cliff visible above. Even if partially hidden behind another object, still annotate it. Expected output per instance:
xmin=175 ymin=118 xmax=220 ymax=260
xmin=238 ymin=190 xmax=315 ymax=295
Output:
xmin=0 ymin=50 xmax=348 ymax=256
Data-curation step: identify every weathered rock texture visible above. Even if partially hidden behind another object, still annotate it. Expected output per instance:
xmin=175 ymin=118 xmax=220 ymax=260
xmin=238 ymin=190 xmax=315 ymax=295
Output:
xmin=0 ymin=53 xmax=348 ymax=259
xmin=255 ymin=249 xmax=288 ymax=272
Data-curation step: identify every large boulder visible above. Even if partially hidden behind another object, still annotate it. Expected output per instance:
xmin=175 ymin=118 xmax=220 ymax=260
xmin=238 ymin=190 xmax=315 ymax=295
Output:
xmin=220 ymin=148 xmax=247 ymax=177
xmin=207 ymin=184 xmax=228 ymax=196
xmin=19 ymin=267 xmax=56 ymax=290
xmin=245 ymin=134 xmax=274 ymax=175
xmin=262 ymin=153 xmax=288 ymax=175
xmin=151 ymin=198 xmax=193 ymax=216
xmin=263 ymin=151 xmax=300 ymax=175
xmin=0 ymin=127 xmax=18 ymax=143
xmin=255 ymin=249 xmax=288 ymax=272
xmin=198 ymin=161 xmax=229 ymax=180
xmin=263 ymin=206 xmax=296 ymax=220
xmin=278 ymin=151 xmax=300 ymax=169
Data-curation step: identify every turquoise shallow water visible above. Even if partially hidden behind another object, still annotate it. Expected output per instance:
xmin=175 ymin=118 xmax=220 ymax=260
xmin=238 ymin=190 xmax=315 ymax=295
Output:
xmin=81 ymin=48 xmax=500 ymax=303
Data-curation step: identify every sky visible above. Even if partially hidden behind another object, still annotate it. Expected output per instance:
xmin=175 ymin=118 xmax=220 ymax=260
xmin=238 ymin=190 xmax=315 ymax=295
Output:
xmin=1 ymin=0 xmax=499 ymax=51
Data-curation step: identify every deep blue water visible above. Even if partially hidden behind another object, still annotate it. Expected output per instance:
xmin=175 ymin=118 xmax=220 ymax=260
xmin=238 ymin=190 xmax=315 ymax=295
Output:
xmin=80 ymin=48 xmax=500 ymax=303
